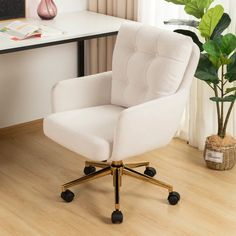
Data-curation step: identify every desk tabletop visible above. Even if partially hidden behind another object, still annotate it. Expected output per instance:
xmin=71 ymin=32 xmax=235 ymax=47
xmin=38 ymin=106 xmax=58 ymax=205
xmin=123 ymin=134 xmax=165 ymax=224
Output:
xmin=0 ymin=11 xmax=129 ymax=54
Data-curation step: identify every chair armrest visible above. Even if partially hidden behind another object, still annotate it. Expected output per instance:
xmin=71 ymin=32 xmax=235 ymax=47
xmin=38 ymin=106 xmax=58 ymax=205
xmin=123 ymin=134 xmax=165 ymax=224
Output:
xmin=52 ymin=71 xmax=112 ymax=113
xmin=111 ymin=90 xmax=188 ymax=161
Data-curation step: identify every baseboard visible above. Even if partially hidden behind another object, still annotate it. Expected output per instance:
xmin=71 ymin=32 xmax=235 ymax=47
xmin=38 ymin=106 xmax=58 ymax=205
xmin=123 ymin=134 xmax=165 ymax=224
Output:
xmin=0 ymin=119 xmax=43 ymax=138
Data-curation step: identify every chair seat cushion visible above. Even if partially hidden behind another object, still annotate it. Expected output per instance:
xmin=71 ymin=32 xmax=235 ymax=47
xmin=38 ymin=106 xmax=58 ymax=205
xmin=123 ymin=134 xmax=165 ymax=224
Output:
xmin=44 ymin=105 xmax=125 ymax=161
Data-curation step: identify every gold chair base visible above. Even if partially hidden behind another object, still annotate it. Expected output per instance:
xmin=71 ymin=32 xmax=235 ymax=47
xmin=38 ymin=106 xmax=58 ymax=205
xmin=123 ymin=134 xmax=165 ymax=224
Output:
xmin=62 ymin=161 xmax=174 ymax=212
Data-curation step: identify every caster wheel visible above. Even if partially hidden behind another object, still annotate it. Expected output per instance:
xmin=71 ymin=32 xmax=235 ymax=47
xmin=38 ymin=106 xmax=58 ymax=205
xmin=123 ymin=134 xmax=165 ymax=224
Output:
xmin=144 ymin=167 xmax=157 ymax=177
xmin=168 ymin=191 xmax=180 ymax=205
xmin=61 ymin=189 xmax=74 ymax=203
xmin=84 ymin=166 xmax=96 ymax=175
xmin=111 ymin=210 xmax=123 ymax=224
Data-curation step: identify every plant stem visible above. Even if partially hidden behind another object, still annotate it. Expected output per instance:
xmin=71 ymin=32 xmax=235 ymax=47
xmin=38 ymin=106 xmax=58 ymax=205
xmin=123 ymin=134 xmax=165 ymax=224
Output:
xmin=222 ymin=99 xmax=235 ymax=136
xmin=214 ymin=85 xmax=221 ymax=136
xmin=219 ymin=66 xmax=225 ymax=138
xmin=207 ymin=83 xmax=215 ymax=91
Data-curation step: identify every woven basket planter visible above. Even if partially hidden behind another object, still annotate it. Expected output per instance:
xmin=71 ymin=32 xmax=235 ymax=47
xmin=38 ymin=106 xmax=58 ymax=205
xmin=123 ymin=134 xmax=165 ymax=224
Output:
xmin=204 ymin=135 xmax=236 ymax=171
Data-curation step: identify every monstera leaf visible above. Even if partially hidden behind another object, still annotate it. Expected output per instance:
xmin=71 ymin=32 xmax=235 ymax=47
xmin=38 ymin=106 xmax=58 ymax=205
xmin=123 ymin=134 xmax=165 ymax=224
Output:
xmin=184 ymin=0 xmax=214 ymax=19
xmin=199 ymin=5 xmax=224 ymax=39
xmin=195 ymin=54 xmax=219 ymax=84
xmin=211 ymin=13 xmax=231 ymax=39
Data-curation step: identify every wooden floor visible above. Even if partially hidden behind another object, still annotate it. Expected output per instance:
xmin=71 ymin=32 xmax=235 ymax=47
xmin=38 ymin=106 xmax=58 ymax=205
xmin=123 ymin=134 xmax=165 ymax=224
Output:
xmin=0 ymin=121 xmax=236 ymax=236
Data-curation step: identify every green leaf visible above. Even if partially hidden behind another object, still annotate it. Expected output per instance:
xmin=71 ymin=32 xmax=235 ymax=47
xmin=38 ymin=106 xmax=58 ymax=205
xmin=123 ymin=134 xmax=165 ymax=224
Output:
xmin=204 ymin=0 xmax=214 ymax=9
xmin=210 ymin=95 xmax=236 ymax=102
xmin=220 ymin=56 xmax=232 ymax=65
xmin=223 ymin=95 xmax=236 ymax=102
xmin=209 ymin=55 xmax=221 ymax=68
xmin=225 ymin=87 xmax=236 ymax=94
xmin=164 ymin=19 xmax=199 ymax=28
xmin=221 ymin=33 xmax=236 ymax=55
xmin=203 ymin=35 xmax=236 ymax=67
xmin=199 ymin=5 xmax=224 ymax=39
xmin=203 ymin=40 xmax=221 ymax=57
xmin=174 ymin=29 xmax=203 ymax=51
xmin=210 ymin=97 xmax=222 ymax=102
xmin=195 ymin=71 xmax=219 ymax=84
xmin=184 ymin=0 xmax=214 ymax=19
xmin=226 ymin=53 xmax=236 ymax=82
xmin=195 ymin=54 xmax=219 ymax=84
xmin=211 ymin=13 xmax=231 ymax=39
xmin=164 ymin=0 xmax=190 ymax=5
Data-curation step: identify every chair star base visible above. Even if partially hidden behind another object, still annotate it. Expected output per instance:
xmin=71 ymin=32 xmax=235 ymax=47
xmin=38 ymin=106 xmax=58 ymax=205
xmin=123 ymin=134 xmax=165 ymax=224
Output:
xmin=61 ymin=161 xmax=179 ymax=224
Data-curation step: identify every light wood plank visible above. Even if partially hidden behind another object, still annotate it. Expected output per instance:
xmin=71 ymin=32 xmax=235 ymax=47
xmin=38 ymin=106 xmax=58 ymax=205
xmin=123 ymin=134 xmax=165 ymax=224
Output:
xmin=0 ymin=121 xmax=235 ymax=235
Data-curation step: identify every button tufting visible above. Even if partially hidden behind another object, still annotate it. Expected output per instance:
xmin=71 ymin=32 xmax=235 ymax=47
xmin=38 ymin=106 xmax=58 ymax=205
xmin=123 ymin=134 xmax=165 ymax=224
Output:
xmin=111 ymin=23 xmax=194 ymax=108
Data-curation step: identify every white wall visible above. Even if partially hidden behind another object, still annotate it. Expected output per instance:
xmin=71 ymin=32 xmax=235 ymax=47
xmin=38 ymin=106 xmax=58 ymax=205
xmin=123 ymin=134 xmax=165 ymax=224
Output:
xmin=0 ymin=0 xmax=87 ymax=128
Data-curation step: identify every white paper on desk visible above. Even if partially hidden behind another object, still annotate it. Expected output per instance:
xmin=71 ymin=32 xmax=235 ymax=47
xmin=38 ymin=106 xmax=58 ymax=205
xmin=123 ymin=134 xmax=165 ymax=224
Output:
xmin=40 ymin=25 xmax=65 ymax=37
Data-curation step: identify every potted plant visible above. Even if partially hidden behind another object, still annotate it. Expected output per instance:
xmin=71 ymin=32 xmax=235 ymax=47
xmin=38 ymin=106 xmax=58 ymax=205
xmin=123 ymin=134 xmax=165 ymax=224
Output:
xmin=164 ymin=0 xmax=236 ymax=170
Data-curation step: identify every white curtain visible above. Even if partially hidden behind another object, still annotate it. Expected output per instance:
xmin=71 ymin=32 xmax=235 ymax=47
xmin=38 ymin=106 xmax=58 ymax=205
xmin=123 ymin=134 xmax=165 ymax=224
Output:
xmin=86 ymin=0 xmax=138 ymax=75
xmin=138 ymin=0 xmax=236 ymax=150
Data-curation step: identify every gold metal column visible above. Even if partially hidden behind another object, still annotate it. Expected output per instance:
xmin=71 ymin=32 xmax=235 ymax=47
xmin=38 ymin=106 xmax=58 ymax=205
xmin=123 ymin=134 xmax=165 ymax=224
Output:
xmin=112 ymin=165 xmax=123 ymax=211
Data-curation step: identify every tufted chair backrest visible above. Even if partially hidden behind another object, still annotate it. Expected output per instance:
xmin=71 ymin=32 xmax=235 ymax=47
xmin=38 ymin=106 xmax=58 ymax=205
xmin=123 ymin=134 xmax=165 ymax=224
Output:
xmin=111 ymin=23 xmax=194 ymax=107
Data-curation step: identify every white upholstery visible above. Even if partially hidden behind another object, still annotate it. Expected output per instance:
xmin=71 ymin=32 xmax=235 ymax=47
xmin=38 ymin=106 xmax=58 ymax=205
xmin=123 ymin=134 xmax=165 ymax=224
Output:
xmin=111 ymin=43 xmax=200 ymax=161
xmin=112 ymin=90 xmax=186 ymax=161
xmin=52 ymin=71 xmax=112 ymax=113
xmin=44 ymin=105 xmax=124 ymax=161
xmin=44 ymin=22 xmax=200 ymax=162
xmin=111 ymin=23 xmax=193 ymax=107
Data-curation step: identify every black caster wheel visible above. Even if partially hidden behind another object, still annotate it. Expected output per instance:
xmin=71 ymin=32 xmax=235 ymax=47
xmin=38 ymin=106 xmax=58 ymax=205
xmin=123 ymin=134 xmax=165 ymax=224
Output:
xmin=168 ymin=191 xmax=180 ymax=205
xmin=84 ymin=166 xmax=96 ymax=175
xmin=111 ymin=210 xmax=123 ymax=224
xmin=144 ymin=167 xmax=157 ymax=177
xmin=61 ymin=189 xmax=75 ymax=203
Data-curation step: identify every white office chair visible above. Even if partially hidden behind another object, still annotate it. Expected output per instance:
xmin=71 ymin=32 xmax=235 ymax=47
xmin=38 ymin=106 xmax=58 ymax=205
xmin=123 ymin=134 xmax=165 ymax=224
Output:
xmin=44 ymin=22 xmax=200 ymax=223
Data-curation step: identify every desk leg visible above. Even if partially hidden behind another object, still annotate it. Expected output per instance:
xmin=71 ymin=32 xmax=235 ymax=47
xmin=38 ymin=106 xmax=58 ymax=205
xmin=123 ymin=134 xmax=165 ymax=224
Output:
xmin=77 ymin=41 xmax=85 ymax=77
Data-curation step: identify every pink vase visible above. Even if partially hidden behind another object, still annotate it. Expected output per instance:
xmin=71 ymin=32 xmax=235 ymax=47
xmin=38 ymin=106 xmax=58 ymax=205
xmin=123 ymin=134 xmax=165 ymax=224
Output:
xmin=37 ymin=0 xmax=57 ymax=20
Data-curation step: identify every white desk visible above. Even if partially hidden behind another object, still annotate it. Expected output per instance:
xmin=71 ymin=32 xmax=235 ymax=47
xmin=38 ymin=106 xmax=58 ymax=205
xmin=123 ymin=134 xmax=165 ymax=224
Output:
xmin=0 ymin=11 xmax=128 ymax=75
